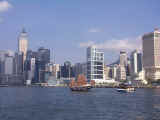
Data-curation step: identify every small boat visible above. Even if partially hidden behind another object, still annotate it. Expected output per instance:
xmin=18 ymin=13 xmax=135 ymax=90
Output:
xmin=69 ymin=74 xmax=95 ymax=92
xmin=117 ymin=83 xmax=135 ymax=92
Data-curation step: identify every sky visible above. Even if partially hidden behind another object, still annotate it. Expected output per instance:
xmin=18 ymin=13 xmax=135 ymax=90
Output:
xmin=0 ymin=0 xmax=160 ymax=64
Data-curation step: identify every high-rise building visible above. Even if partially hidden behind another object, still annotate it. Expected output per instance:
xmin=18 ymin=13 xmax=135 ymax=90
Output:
xmin=115 ymin=51 xmax=128 ymax=81
xmin=0 ymin=51 xmax=7 ymax=74
xmin=116 ymin=65 xmax=126 ymax=81
xmin=130 ymin=50 xmax=142 ymax=75
xmin=0 ymin=51 xmax=15 ymax=75
xmin=27 ymin=58 xmax=36 ymax=81
xmin=4 ymin=56 xmax=14 ymax=75
xmin=87 ymin=46 xmax=104 ymax=83
xmin=60 ymin=61 xmax=74 ymax=78
xmin=73 ymin=63 xmax=87 ymax=78
xmin=35 ymin=47 xmax=50 ymax=83
xmin=52 ymin=64 xmax=60 ymax=78
xmin=143 ymin=28 xmax=160 ymax=81
xmin=119 ymin=51 xmax=127 ymax=66
xmin=18 ymin=28 xmax=28 ymax=62
xmin=23 ymin=50 xmax=38 ymax=82
xmin=14 ymin=52 xmax=23 ymax=74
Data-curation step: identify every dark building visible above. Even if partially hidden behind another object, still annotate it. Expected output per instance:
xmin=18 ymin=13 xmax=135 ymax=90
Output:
xmin=137 ymin=53 xmax=142 ymax=72
xmin=14 ymin=52 xmax=24 ymax=74
xmin=34 ymin=47 xmax=50 ymax=83
xmin=73 ymin=63 xmax=86 ymax=78
xmin=0 ymin=60 xmax=4 ymax=74
xmin=60 ymin=61 xmax=74 ymax=78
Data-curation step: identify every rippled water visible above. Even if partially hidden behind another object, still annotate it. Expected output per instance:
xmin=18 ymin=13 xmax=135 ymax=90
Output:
xmin=0 ymin=87 xmax=160 ymax=120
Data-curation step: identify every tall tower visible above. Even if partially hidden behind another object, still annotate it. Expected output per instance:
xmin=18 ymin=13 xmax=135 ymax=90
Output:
xmin=143 ymin=28 xmax=160 ymax=81
xmin=18 ymin=28 xmax=28 ymax=62
xmin=130 ymin=50 xmax=142 ymax=75
xmin=119 ymin=51 xmax=127 ymax=66
xmin=87 ymin=46 xmax=104 ymax=83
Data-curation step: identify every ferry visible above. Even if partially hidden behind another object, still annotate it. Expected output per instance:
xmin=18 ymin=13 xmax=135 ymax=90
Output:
xmin=117 ymin=83 xmax=135 ymax=92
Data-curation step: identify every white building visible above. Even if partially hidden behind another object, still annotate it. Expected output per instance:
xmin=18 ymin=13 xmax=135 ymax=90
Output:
xmin=143 ymin=28 xmax=160 ymax=81
xmin=111 ymin=65 xmax=118 ymax=79
xmin=116 ymin=65 xmax=126 ymax=81
xmin=27 ymin=58 xmax=36 ymax=81
xmin=120 ymin=51 xmax=127 ymax=66
xmin=4 ymin=56 xmax=14 ymax=75
xmin=87 ymin=46 xmax=104 ymax=83
xmin=53 ymin=64 xmax=60 ymax=78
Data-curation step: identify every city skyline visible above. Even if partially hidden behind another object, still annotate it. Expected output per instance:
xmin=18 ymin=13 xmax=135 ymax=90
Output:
xmin=0 ymin=0 xmax=160 ymax=64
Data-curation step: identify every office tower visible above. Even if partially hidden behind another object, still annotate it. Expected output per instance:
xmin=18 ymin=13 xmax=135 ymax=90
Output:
xmin=27 ymin=58 xmax=36 ymax=81
xmin=130 ymin=50 xmax=142 ymax=75
xmin=35 ymin=47 xmax=50 ymax=83
xmin=18 ymin=28 xmax=28 ymax=62
xmin=87 ymin=46 xmax=104 ymax=83
xmin=116 ymin=65 xmax=126 ymax=81
xmin=0 ymin=50 xmax=14 ymax=75
xmin=74 ymin=63 xmax=87 ymax=78
xmin=23 ymin=50 xmax=38 ymax=83
xmin=61 ymin=61 xmax=74 ymax=78
xmin=4 ymin=56 xmax=14 ymax=75
xmin=52 ymin=64 xmax=60 ymax=78
xmin=119 ymin=51 xmax=127 ymax=66
xmin=14 ymin=52 xmax=23 ymax=74
xmin=0 ymin=51 xmax=7 ymax=74
xmin=143 ymin=28 xmax=160 ymax=81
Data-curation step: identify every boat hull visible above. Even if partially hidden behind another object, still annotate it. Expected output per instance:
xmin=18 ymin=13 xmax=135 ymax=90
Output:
xmin=70 ymin=87 xmax=90 ymax=92
xmin=117 ymin=88 xmax=135 ymax=92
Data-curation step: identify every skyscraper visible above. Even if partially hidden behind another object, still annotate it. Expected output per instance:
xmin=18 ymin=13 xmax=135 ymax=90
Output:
xmin=14 ymin=52 xmax=23 ymax=74
xmin=130 ymin=50 xmax=142 ymax=75
xmin=73 ymin=63 xmax=86 ymax=78
xmin=116 ymin=65 xmax=126 ymax=81
xmin=115 ymin=51 xmax=128 ymax=81
xmin=18 ymin=28 xmax=28 ymax=62
xmin=87 ymin=46 xmax=104 ymax=83
xmin=4 ymin=56 xmax=14 ymax=75
xmin=35 ymin=47 xmax=50 ymax=83
xmin=143 ymin=28 xmax=160 ymax=81
xmin=119 ymin=51 xmax=127 ymax=66
xmin=61 ymin=61 xmax=74 ymax=78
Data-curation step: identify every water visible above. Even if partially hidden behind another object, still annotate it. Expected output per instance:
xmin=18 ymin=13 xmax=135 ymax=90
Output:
xmin=0 ymin=87 xmax=160 ymax=120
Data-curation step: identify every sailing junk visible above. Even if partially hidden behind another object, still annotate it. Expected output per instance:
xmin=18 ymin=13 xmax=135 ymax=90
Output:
xmin=69 ymin=74 xmax=94 ymax=91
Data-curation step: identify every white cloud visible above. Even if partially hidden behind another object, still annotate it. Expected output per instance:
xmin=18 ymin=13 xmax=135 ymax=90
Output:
xmin=88 ymin=28 xmax=101 ymax=33
xmin=79 ymin=36 xmax=142 ymax=51
xmin=0 ymin=1 xmax=12 ymax=13
xmin=79 ymin=41 xmax=95 ymax=47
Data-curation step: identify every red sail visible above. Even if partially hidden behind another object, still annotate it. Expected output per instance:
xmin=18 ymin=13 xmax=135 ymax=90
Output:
xmin=77 ymin=74 xmax=87 ymax=86
xmin=69 ymin=79 xmax=76 ymax=87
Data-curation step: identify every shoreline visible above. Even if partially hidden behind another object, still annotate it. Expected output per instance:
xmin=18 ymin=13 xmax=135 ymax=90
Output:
xmin=0 ymin=85 xmax=160 ymax=89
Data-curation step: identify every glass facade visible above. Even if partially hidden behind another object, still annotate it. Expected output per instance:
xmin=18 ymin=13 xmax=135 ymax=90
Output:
xmin=87 ymin=46 xmax=104 ymax=82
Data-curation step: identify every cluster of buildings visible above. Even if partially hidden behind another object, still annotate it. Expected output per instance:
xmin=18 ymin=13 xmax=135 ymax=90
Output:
xmin=88 ymin=28 xmax=160 ymax=85
xmin=0 ymin=28 xmax=160 ymax=86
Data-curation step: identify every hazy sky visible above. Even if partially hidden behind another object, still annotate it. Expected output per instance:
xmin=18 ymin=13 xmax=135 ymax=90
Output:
xmin=0 ymin=0 xmax=160 ymax=64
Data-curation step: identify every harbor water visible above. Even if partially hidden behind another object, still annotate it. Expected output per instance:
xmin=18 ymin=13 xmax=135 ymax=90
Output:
xmin=0 ymin=87 xmax=160 ymax=120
